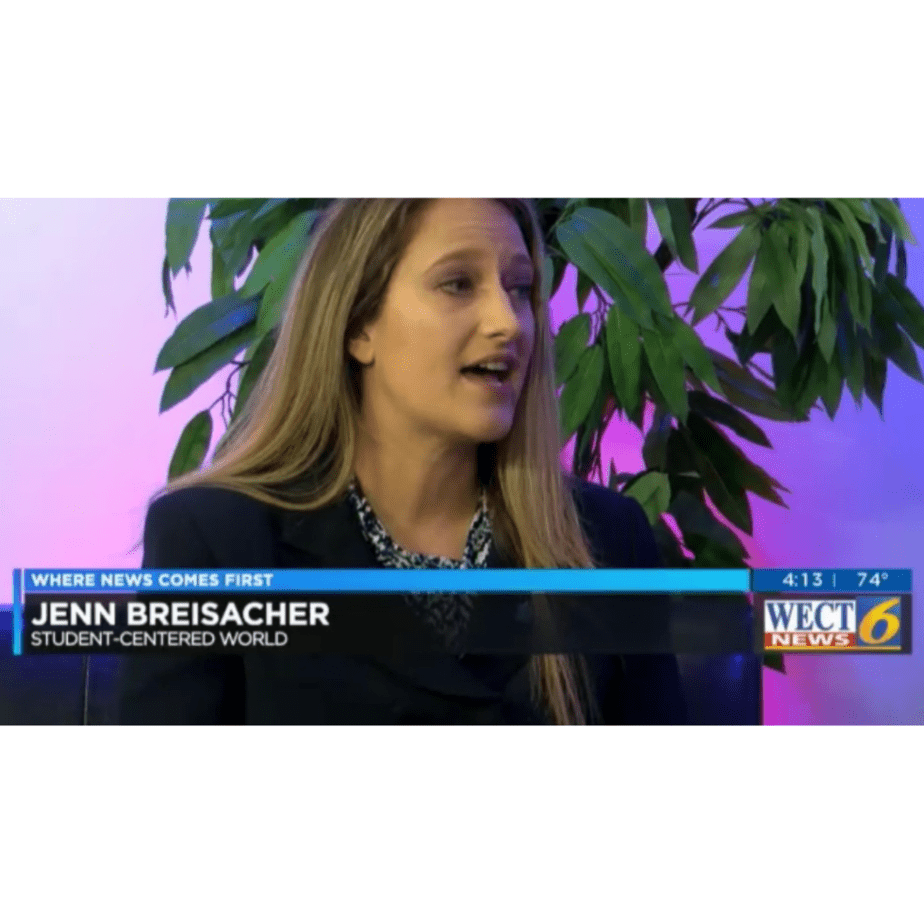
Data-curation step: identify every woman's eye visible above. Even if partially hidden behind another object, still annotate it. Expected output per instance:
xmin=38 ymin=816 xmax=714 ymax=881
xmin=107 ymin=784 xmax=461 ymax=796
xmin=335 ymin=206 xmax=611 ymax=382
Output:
xmin=441 ymin=278 xmax=533 ymax=299
xmin=442 ymin=277 xmax=474 ymax=295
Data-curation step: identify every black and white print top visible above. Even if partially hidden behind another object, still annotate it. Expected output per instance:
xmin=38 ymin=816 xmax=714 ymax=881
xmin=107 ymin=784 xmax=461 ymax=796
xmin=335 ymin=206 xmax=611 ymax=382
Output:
xmin=346 ymin=478 xmax=493 ymax=651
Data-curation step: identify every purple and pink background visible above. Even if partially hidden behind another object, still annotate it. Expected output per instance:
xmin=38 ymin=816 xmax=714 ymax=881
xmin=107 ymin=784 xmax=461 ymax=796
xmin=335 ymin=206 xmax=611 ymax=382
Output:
xmin=1 ymin=198 xmax=922 ymax=723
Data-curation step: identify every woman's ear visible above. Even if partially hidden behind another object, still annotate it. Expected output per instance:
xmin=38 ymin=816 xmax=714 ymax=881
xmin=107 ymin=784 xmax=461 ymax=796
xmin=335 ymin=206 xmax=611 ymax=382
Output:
xmin=347 ymin=329 xmax=374 ymax=366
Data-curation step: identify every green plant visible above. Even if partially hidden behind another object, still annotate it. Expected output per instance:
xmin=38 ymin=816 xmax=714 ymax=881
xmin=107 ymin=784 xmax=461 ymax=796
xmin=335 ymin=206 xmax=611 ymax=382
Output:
xmin=157 ymin=198 xmax=924 ymax=674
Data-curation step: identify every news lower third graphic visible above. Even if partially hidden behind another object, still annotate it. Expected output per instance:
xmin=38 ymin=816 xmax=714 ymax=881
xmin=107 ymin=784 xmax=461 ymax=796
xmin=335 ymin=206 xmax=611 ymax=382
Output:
xmin=753 ymin=569 xmax=912 ymax=654
xmin=758 ymin=595 xmax=908 ymax=652
xmin=6 ymin=567 xmax=913 ymax=657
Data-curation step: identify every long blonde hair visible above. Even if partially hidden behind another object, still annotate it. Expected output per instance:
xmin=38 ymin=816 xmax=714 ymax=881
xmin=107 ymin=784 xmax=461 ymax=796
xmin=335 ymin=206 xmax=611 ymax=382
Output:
xmin=139 ymin=198 xmax=602 ymax=723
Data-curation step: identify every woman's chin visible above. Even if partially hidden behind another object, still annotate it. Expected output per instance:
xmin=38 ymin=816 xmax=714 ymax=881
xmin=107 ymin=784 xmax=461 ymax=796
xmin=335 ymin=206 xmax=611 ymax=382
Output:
xmin=466 ymin=413 xmax=515 ymax=444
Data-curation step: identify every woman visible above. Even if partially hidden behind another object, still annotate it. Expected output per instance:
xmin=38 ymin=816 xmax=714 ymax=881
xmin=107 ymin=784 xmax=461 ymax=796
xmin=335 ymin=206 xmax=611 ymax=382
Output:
xmin=119 ymin=198 xmax=687 ymax=725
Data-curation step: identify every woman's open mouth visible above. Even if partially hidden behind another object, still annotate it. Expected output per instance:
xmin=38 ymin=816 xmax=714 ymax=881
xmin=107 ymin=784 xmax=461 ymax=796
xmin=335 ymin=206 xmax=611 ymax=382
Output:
xmin=459 ymin=358 xmax=519 ymax=399
xmin=460 ymin=362 xmax=513 ymax=385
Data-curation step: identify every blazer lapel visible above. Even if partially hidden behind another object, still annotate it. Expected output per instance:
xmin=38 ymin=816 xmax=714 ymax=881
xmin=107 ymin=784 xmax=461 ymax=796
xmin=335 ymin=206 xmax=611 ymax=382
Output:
xmin=276 ymin=497 xmax=511 ymax=703
xmin=276 ymin=485 xmax=381 ymax=568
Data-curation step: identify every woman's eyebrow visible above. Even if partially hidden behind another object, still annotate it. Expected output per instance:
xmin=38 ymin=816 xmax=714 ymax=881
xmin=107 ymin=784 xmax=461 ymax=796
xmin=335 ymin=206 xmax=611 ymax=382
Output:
xmin=427 ymin=247 xmax=534 ymax=272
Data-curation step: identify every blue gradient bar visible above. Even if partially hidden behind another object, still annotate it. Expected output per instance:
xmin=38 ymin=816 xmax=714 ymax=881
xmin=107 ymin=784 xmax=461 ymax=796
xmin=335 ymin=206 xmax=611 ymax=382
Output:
xmin=753 ymin=568 xmax=912 ymax=594
xmin=12 ymin=569 xmax=22 ymax=656
xmin=22 ymin=568 xmax=751 ymax=594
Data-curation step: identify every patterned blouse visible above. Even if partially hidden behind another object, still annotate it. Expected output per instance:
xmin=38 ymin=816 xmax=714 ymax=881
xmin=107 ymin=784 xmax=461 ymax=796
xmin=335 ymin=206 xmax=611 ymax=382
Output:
xmin=346 ymin=478 xmax=492 ymax=652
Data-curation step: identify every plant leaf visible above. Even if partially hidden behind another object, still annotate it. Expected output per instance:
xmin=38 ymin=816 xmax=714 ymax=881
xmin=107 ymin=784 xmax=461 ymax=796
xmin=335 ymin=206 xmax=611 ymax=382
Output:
xmin=209 ymin=206 xmax=263 ymax=280
xmin=726 ymin=306 xmax=778 ymax=367
xmin=650 ymin=199 xmax=681 ymax=269
xmin=642 ymin=407 xmax=673 ymax=469
xmin=804 ymin=207 xmax=829 ymax=323
xmin=165 ymin=199 xmax=209 ymax=278
xmin=848 ymin=248 xmax=873 ymax=333
xmin=556 ymin=219 xmax=653 ymax=331
xmin=555 ymin=313 xmax=591 ymax=386
xmin=168 ymin=410 xmax=213 ymax=480
xmin=550 ymin=255 xmax=569 ymax=303
xmin=241 ymin=211 xmax=316 ymax=338
xmin=648 ymin=199 xmax=699 ymax=273
xmin=825 ymin=218 xmax=865 ymax=331
xmin=560 ymin=207 xmax=674 ymax=323
xmin=670 ymin=317 xmax=724 ymax=396
xmin=872 ymin=221 xmax=893 ymax=288
xmin=863 ymin=350 xmax=887 ymax=416
xmin=605 ymin=307 xmax=642 ymax=416
xmin=668 ymin=490 xmax=747 ymax=557
xmin=827 ymin=199 xmax=875 ymax=275
xmin=247 ymin=199 xmax=302 ymax=241
xmin=870 ymin=198 xmax=917 ymax=245
xmin=897 ymin=239 xmax=908 ymax=283
xmin=574 ymin=342 xmax=613 ymax=471
xmin=765 ymin=224 xmax=801 ymax=339
xmin=708 ymin=208 xmax=761 ymax=230
xmin=791 ymin=221 xmax=811 ymax=291
xmin=687 ymin=391 xmax=772 ymax=447
xmin=559 ymin=344 xmax=605 ymax=442
xmin=155 ymin=292 xmax=261 ymax=372
xmin=771 ymin=329 xmax=799 ymax=409
xmin=623 ymin=471 xmax=671 ymax=526
xmin=675 ymin=427 xmax=754 ymax=533
xmin=817 ymin=308 xmax=838 ymax=363
xmin=666 ymin=198 xmax=698 ymax=272
xmin=746 ymin=232 xmax=775 ymax=335
xmin=709 ymin=350 xmax=808 ymax=421
xmin=763 ymin=652 xmax=786 ymax=673
xmin=792 ymin=349 xmax=829 ymax=418
xmin=628 ymin=198 xmax=648 ymax=244
xmin=871 ymin=314 xmax=924 ymax=383
xmin=686 ymin=541 xmax=746 ymax=568
xmin=892 ymin=328 xmax=924 ymax=383
xmin=686 ymin=413 xmax=788 ymax=505
xmin=883 ymin=275 xmax=924 ymax=349
xmin=652 ymin=520 xmax=690 ymax=567
xmin=160 ymin=322 xmax=256 ymax=413
xmin=576 ymin=270 xmax=595 ymax=311
xmin=210 ymin=241 xmax=235 ymax=301
xmin=689 ymin=223 xmax=762 ymax=323
xmin=641 ymin=321 xmax=689 ymax=423
xmin=161 ymin=256 xmax=176 ymax=313
xmin=208 ymin=198 xmax=267 ymax=220
xmin=833 ymin=199 xmax=884 ymax=243
xmin=585 ymin=198 xmax=630 ymax=225
xmin=819 ymin=353 xmax=844 ymax=418
xmin=834 ymin=307 xmax=865 ymax=404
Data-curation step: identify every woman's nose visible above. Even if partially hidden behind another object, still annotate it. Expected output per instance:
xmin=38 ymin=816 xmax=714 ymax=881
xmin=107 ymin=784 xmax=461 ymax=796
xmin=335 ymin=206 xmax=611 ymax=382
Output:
xmin=480 ymin=283 xmax=526 ymax=338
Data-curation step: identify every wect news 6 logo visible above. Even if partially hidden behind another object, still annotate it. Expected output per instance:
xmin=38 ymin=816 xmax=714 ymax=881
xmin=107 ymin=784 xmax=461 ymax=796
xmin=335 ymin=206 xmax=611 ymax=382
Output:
xmin=762 ymin=595 xmax=906 ymax=652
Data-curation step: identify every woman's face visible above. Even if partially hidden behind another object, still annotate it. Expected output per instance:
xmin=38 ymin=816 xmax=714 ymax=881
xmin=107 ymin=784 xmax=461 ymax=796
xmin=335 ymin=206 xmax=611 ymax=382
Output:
xmin=349 ymin=199 xmax=537 ymax=447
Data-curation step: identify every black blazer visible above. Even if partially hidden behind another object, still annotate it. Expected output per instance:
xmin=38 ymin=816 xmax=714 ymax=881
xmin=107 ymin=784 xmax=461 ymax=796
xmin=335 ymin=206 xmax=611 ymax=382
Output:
xmin=116 ymin=478 xmax=688 ymax=724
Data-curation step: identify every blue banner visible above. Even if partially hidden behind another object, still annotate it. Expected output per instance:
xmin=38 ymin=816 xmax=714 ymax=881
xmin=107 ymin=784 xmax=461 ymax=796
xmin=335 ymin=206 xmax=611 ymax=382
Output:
xmin=752 ymin=569 xmax=912 ymax=594
xmin=20 ymin=568 xmax=752 ymax=594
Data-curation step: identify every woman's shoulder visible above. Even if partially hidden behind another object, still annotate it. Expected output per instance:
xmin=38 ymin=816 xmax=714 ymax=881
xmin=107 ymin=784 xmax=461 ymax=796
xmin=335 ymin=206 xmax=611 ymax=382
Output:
xmin=566 ymin=475 xmax=649 ymax=532
xmin=567 ymin=475 xmax=643 ymax=515
xmin=565 ymin=475 xmax=660 ymax=568
xmin=144 ymin=485 xmax=280 ymax=568
xmin=148 ymin=484 xmax=275 ymax=527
